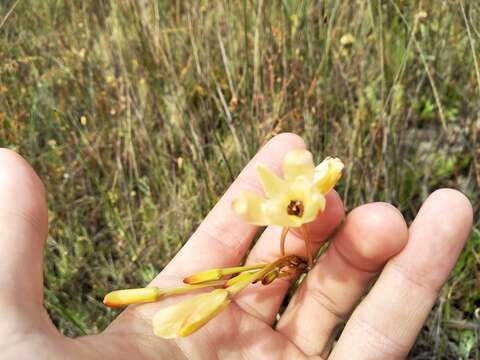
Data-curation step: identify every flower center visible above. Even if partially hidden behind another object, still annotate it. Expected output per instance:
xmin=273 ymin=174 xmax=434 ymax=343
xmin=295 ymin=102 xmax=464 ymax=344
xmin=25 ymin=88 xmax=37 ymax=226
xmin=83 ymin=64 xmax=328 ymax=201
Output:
xmin=287 ymin=200 xmax=304 ymax=217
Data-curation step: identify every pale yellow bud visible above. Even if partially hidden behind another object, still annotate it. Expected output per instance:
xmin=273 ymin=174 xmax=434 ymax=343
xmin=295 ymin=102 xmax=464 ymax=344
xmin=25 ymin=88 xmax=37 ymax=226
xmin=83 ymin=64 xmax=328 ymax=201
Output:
xmin=103 ymin=287 xmax=160 ymax=308
xmin=153 ymin=289 xmax=230 ymax=338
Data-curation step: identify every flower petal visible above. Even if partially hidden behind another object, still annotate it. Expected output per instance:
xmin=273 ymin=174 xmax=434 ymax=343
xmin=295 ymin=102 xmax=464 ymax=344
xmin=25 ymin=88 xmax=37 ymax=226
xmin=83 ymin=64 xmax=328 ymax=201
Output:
xmin=153 ymin=297 xmax=198 ymax=338
xmin=302 ymin=190 xmax=326 ymax=223
xmin=288 ymin=176 xmax=312 ymax=196
xmin=179 ymin=289 xmax=231 ymax=336
xmin=282 ymin=149 xmax=315 ymax=181
xmin=314 ymin=157 xmax=344 ymax=194
xmin=256 ymin=164 xmax=286 ymax=198
xmin=263 ymin=197 xmax=302 ymax=227
xmin=232 ymin=192 xmax=269 ymax=225
xmin=152 ymin=289 xmax=230 ymax=338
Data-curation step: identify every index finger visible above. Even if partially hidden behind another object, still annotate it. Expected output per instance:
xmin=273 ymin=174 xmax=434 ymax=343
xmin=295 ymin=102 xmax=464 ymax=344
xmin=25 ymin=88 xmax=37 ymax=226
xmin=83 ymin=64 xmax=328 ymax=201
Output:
xmin=154 ymin=133 xmax=306 ymax=283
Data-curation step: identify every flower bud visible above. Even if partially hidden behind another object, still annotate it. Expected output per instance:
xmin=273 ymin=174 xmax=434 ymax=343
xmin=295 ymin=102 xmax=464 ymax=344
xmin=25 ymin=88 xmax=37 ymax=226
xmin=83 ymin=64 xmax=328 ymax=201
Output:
xmin=153 ymin=289 xmax=231 ymax=338
xmin=103 ymin=287 xmax=160 ymax=308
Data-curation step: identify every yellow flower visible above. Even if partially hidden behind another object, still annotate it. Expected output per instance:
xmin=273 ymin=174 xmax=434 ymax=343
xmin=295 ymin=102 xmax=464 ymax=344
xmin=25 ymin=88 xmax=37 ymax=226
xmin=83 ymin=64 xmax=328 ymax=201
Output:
xmin=232 ymin=150 xmax=343 ymax=228
xmin=152 ymin=289 xmax=231 ymax=338
xmin=340 ymin=33 xmax=355 ymax=46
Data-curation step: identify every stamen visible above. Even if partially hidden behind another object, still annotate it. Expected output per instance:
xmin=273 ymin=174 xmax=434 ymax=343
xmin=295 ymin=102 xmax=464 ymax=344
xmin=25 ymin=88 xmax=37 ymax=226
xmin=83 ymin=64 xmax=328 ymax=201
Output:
xmin=287 ymin=200 xmax=304 ymax=217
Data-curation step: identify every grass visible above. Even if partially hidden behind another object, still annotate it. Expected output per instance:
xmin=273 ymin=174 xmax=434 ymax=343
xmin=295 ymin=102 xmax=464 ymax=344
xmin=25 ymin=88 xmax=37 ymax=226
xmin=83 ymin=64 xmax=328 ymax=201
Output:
xmin=1 ymin=0 xmax=479 ymax=358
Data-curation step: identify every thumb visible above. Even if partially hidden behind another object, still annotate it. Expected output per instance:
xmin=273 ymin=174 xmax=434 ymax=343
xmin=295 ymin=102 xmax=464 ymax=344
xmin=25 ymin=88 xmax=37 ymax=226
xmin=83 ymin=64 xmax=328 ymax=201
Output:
xmin=0 ymin=149 xmax=50 ymax=331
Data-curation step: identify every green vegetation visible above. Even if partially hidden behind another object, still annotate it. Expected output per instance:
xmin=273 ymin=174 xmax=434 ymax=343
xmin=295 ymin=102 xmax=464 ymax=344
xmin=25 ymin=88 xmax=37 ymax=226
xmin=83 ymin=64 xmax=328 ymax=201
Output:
xmin=1 ymin=0 xmax=478 ymax=358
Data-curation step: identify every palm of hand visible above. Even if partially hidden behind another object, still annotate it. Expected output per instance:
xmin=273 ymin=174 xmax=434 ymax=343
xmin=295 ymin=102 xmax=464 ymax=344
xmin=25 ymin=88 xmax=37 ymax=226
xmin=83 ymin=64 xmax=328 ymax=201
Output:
xmin=4 ymin=301 xmax=313 ymax=359
xmin=0 ymin=134 xmax=473 ymax=360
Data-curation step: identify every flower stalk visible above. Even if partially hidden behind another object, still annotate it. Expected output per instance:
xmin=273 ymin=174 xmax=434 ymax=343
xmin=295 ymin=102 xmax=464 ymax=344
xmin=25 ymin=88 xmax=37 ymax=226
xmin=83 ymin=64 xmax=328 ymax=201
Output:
xmin=279 ymin=226 xmax=289 ymax=256
xmin=301 ymin=225 xmax=313 ymax=267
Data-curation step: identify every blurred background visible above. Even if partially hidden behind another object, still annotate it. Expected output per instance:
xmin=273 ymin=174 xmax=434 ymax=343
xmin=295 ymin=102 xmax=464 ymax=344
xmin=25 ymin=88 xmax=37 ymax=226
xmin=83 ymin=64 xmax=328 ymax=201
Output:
xmin=1 ymin=0 xmax=479 ymax=358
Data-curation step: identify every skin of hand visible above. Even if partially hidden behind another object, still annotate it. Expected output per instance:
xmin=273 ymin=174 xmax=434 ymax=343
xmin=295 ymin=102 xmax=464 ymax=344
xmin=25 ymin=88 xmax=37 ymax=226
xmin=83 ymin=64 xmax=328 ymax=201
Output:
xmin=0 ymin=133 xmax=473 ymax=360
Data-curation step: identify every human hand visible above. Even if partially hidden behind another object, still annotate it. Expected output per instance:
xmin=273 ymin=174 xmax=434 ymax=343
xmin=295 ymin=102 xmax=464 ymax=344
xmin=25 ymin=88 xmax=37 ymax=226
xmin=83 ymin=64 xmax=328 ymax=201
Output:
xmin=0 ymin=133 xmax=473 ymax=359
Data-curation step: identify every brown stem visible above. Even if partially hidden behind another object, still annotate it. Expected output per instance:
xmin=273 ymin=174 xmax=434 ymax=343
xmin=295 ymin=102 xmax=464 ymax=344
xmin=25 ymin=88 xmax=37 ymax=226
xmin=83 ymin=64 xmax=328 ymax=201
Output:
xmin=280 ymin=226 xmax=289 ymax=256
xmin=301 ymin=225 xmax=313 ymax=268
xmin=278 ymin=265 xmax=307 ymax=279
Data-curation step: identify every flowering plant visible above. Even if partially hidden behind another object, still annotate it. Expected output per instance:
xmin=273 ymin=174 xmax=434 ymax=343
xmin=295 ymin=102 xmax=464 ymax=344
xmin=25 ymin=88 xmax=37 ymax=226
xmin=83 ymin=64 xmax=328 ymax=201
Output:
xmin=104 ymin=149 xmax=343 ymax=338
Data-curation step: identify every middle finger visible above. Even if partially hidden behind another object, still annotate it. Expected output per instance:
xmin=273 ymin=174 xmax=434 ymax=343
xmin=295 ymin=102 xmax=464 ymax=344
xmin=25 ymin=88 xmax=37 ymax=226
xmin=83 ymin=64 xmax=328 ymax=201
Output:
xmin=276 ymin=202 xmax=408 ymax=357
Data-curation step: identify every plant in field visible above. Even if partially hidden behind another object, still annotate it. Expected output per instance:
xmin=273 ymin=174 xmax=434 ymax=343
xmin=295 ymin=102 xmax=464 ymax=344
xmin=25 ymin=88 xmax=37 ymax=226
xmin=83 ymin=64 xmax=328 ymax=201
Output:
xmin=103 ymin=149 xmax=343 ymax=338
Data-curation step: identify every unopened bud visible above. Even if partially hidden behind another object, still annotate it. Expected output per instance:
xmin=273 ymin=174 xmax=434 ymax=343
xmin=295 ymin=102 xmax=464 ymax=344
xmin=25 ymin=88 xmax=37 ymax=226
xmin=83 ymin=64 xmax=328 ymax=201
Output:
xmin=183 ymin=269 xmax=223 ymax=284
xmin=103 ymin=287 xmax=160 ymax=308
